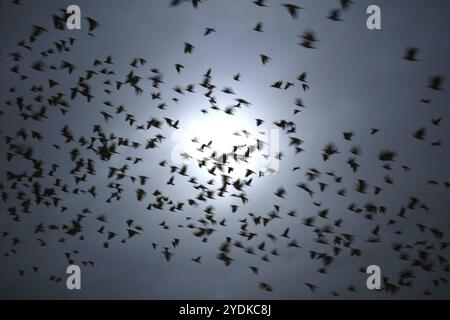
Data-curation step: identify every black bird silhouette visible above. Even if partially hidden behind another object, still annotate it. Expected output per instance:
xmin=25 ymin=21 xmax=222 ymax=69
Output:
xmin=259 ymin=282 xmax=273 ymax=292
xmin=327 ymin=9 xmax=343 ymax=21
xmin=428 ymin=76 xmax=444 ymax=91
xmin=282 ymin=4 xmax=302 ymax=19
xmin=403 ymin=47 xmax=420 ymax=61
xmin=254 ymin=22 xmax=263 ymax=32
xmin=253 ymin=0 xmax=267 ymax=7
xmin=184 ymin=42 xmax=195 ymax=54
xmin=86 ymin=17 xmax=99 ymax=35
xmin=204 ymin=27 xmax=216 ymax=36
xmin=260 ymin=54 xmax=271 ymax=65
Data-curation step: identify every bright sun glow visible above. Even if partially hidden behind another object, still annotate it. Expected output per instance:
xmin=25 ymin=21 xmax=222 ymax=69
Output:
xmin=170 ymin=113 xmax=279 ymax=180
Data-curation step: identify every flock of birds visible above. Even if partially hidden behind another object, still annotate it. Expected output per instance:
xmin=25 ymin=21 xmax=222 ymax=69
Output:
xmin=0 ymin=0 xmax=449 ymax=298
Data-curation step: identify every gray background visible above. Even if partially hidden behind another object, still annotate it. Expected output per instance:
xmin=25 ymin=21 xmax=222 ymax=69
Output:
xmin=0 ymin=0 xmax=449 ymax=299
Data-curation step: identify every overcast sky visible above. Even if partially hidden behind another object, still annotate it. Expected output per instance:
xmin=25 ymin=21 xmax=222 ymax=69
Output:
xmin=0 ymin=0 xmax=449 ymax=299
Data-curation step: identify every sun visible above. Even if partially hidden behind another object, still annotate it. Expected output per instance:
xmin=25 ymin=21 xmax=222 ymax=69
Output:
xmin=169 ymin=112 xmax=278 ymax=180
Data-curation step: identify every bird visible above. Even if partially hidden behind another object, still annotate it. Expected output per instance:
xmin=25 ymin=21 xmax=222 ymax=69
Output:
xmin=340 ymin=0 xmax=353 ymax=10
xmin=86 ymin=17 xmax=99 ymax=34
xmin=260 ymin=54 xmax=271 ymax=65
xmin=259 ymin=282 xmax=273 ymax=292
xmin=274 ymin=187 xmax=286 ymax=199
xmin=204 ymin=27 xmax=216 ymax=36
xmin=175 ymin=64 xmax=184 ymax=73
xmin=253 ymin=0 xmax=267 ymax=7
xmin=403 ymin=47 xmax=420 ymax=61
xmin=254 ymin=22 xmax=263 ymax=32
xmin=184 ymin=42 xmax=195 ymax=54
xmin=282 ymin=4 xmax=302 ymax=19
xmin=327 ymin=9 xmax=343 ymax=21
xmin=304 ymin=282 xmax=318 ymax=292
xmin=428 ymin=76 xmax=444 ymax=91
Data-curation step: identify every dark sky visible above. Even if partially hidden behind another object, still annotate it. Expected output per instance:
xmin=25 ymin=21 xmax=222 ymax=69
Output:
xmin=0 ymin=0 xmax=450 ymax=299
